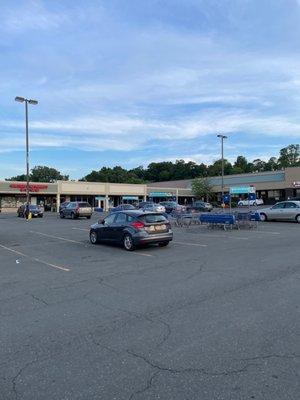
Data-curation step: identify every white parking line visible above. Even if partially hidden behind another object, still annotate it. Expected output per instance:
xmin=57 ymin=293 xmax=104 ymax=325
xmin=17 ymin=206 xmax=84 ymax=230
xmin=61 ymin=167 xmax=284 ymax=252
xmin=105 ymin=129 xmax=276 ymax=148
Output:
xmin=30 ymin=231 xmax=84 ymax=244
xmin=198 ymin=234 xmax=249 ymax=240
xmin=31 ymin=230 xmax=153 ymax=257
xmin=0 ymin=244 xmax=70 ymax=272
xmin=72 ymin=227 xmax=89 ymax=232
xmin=173 ymin=241 xmax=208 ymax=247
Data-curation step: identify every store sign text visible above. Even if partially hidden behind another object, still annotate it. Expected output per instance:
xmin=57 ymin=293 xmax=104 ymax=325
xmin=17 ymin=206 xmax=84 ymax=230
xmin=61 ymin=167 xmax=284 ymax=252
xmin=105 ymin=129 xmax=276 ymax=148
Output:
xmin=9 ymin=183 xmax=49 ymax=192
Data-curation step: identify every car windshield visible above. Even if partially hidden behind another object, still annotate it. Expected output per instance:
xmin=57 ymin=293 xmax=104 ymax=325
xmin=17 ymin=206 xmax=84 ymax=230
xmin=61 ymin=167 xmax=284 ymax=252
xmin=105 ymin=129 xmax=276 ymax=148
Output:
xmin=29 ymin=205 xmax=39 ymax=210
xmin=139 ymin=214 xmax=167 ymax=223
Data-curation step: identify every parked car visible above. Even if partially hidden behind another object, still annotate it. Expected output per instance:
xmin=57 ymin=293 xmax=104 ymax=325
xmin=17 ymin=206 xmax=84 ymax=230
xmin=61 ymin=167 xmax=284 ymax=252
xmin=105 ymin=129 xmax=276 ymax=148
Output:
xmin=159 ymin=201 xmax=186 ymax=213
xmin=186 ymin=201 xmax=213 ymax=212
xmin=259 ymin=201 xmax=300 ymax=223
xmin=90 ymin=210 xmax=173 ymax=250
xmin=141 ymin=203 xmax=166 ymax=213
xmin=109 ymin=204 xmax=136 ymax=213
xmin=238 ymin=198 xmax=264 ymax=206
xmin=59 ymin=201 xmax=70 ymax=213
xmin=60 ymin=202 xmax=92 ymax=219
xmin=17 ymin=204 xmax=43 ymax=218
xmin=137 ymin=201 xmax=154 ymax=209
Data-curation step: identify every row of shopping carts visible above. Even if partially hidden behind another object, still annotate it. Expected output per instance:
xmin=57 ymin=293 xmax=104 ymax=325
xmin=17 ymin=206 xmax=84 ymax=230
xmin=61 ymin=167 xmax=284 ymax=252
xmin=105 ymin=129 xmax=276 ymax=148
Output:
xmin=168 ymin=209 xmax=261 ymax=230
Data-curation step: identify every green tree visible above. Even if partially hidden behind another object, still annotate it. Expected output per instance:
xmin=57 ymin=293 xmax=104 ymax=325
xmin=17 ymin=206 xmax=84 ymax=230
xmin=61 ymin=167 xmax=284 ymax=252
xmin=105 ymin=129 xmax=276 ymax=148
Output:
xmin=252 ymin=159 xmax=267 ymax=172
xmin=278 ymin=144 xmax=300 ymax=168
xmin=191 ymin=177 xmax=214 ymax=201
xmin=208 ymin=159 xmax=233 ymax=176
xmin=6 ymin=166 xmax=68 ymax=182
xmin=5 ymin=174 xmax=27 ymax=181
xmin=30 ymin=166 xmax=69 ymax=182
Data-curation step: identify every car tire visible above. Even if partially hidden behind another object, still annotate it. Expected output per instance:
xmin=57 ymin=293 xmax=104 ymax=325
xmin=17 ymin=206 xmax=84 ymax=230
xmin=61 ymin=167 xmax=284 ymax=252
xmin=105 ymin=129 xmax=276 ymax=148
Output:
xmin=60 ymin=212 xmax=65 ymax=219
xmin=71 ymin=212 xmax=76 ymax=220
xmin=86 ymin=216 xmax=91 ymax=219
xmin=123 ymin=234 xmax=135 ymax=251
xmin=260 ymin=213 xmax=267 ymax=222
xmin=253 ymin=202 xmax=257 ymax=206
xmin=90 ymin=230 xmax=99 ymax=244
xmin=296 ymin=214 xmax=300 ymax=224
xmin=158 ymin=242 xmax=169 ymax=247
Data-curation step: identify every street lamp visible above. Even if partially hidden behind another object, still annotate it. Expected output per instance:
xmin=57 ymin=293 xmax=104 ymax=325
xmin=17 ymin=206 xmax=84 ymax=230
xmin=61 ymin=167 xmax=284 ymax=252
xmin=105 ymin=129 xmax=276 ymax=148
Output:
xmin=15 ymin=96 xmax=38 ymax=206
xmin=217 ymin=134 xmax=228 ymax=206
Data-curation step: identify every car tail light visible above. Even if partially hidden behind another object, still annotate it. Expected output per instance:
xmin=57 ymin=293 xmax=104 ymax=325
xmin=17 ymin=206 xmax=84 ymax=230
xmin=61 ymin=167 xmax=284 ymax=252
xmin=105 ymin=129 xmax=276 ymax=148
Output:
xmin=130 ymin=221 xmax=145 ymax=230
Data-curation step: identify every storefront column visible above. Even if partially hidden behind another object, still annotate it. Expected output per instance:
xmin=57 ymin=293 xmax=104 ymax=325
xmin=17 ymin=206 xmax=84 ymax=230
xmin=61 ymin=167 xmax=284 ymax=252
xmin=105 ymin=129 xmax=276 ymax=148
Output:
xmin=56 ymin=193 xmax=60 ymax=213
xmin=105 ymin=195 xmax=109 ymax=212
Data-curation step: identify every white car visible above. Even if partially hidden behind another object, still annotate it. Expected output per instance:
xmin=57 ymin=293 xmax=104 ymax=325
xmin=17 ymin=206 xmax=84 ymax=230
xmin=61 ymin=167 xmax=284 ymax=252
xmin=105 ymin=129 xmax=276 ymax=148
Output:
xmin=142 ymin=203 xmax=166 ymax=213
xmin=238 ymin=198 xmax=264 ymax=207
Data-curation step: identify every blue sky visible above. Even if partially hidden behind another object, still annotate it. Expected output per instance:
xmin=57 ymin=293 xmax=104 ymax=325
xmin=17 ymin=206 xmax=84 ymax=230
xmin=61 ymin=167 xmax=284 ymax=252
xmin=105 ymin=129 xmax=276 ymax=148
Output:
xmin=1 ymin=0 xmax=300 ymax=179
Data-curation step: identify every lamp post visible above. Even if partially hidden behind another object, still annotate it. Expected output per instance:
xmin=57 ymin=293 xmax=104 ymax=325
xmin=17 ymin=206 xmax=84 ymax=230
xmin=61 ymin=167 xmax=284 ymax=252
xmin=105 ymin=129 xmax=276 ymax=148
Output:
xmin=15 ymin=97 xmax=38 ymax=206
xmin=217 ymin=134 xmax=227 ymax=206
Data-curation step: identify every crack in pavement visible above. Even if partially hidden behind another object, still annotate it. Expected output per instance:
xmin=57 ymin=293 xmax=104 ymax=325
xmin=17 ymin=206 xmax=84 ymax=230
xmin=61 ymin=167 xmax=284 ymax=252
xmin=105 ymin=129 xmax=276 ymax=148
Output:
xmin=126 ymin=349 xmax=257 ymax=377
xmin=128 ymin=370 xmax=160 ymax=400
xmin=30 ymin=293 xmax=49 ymax=306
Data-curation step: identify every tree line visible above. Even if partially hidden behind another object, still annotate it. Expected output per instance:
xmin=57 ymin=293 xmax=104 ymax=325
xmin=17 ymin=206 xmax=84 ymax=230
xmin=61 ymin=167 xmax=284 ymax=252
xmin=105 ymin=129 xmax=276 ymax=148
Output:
xmin=6 ymin=144 xmax=300 ymax=183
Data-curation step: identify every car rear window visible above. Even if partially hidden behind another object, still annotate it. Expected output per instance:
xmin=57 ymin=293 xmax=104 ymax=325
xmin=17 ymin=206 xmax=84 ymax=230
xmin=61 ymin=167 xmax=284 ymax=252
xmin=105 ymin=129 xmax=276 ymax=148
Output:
xmin=138 ymin=214 xmax=167 ymax=223
xmin=78 ymin=202 xmax=90 ymax=207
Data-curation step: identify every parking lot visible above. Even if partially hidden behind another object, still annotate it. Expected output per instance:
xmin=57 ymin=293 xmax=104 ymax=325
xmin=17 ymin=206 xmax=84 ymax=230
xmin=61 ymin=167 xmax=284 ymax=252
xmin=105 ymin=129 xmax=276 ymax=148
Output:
xmin=0 ymin=212 xmax=299 ymax=400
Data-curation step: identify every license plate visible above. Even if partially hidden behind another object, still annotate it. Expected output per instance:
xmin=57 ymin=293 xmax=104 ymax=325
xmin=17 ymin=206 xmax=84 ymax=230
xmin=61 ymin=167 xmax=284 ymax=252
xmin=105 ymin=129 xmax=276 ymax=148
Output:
xmin=155 ymin=224 xmax=166 ymax=231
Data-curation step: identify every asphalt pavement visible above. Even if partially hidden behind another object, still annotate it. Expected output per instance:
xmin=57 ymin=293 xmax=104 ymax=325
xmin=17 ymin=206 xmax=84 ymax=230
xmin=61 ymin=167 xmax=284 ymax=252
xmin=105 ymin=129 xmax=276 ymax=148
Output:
xmin=0 ymin=212 xmax=299 ymax=400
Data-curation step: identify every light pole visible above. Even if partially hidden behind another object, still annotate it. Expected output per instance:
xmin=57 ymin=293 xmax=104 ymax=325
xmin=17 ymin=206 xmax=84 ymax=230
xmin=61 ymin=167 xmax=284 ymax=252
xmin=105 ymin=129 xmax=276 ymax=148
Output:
xmin=217 ymin=134 xmax=227 ymax=206
xmin=15 ymin=96 xmax=38 ymax=206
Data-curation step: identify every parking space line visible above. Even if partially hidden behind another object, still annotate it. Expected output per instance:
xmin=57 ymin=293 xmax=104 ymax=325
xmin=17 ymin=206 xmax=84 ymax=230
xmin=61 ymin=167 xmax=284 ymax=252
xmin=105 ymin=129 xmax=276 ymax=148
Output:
xmin=30 ymin=231 xmax=84 ymax=244
xmin=31 ymin=230 xmax=153 ymax=257
xmin=0 ymin=244 xmax=70 ymax=272
xmin=197 ymin=234 xmax=249 ymax=240
xmin=72 ymin=227 xmax=89 ymax=232
xmin=173 ymin=241 xmax=207 ymax=247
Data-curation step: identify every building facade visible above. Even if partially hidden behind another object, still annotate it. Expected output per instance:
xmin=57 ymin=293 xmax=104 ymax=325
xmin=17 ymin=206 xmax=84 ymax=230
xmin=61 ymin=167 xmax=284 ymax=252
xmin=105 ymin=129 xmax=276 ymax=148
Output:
xmin=0 ymin=167 xmax=299 ymax=211
xmin=147 ymin=167 xmax=300 ymax=204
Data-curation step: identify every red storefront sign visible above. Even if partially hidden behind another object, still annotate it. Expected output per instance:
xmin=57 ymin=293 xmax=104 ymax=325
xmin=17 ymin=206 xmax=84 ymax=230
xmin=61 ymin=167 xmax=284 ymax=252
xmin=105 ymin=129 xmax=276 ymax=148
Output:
xmin=9 ymin=183 xmax=49 ymax=192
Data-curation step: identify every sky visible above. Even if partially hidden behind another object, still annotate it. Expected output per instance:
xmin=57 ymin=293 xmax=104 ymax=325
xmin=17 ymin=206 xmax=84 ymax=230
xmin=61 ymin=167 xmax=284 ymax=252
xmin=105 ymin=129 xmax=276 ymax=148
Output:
xmin=1 ymin=0 xmax=300 ymax=180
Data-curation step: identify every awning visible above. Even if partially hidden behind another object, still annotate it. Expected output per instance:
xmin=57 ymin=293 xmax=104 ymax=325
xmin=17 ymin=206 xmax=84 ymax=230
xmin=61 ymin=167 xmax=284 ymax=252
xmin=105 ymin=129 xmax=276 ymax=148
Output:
xmin=122 ymin=196 xmax=139 ymax=200
xmin=149 ymin=192 xmax=174 ymax=198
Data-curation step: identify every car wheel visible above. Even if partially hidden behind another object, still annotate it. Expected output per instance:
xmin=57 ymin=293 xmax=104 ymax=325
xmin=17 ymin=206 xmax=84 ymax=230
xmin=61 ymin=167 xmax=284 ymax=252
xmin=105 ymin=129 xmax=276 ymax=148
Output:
xmin=296 ymin=214 xmax=300 ymax=224
xmin=260 ymin=213 xmax=267 ymax=222
xmin=60 ymin=212 xmax=65 ymax=219
xmin=86 ymin=216 xmax=91 ymax=219
xmin=71 ymin=212 xmax=76 ymax=220
xmin=123 ymin=234 xmax=135 ymax=251
xmin=253 ymin=202 xmax=257 ymax=206
xmin=158 ymin=242 xmax=169 ymax=247
xmin=90 ymin=230 xmax=99 ymax=244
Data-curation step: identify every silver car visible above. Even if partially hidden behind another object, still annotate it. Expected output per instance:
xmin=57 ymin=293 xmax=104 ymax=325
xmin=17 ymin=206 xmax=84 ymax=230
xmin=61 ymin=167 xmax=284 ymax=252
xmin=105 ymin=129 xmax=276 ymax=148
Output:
xmin=259 ymin=201 xmax=300 ymax=223
xmin=142 ymin=203 xmax=166 ymax=213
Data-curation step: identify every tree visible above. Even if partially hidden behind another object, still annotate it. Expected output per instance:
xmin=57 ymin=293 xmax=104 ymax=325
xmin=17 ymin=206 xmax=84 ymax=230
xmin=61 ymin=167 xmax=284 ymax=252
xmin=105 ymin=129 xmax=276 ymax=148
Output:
xmin=5 ymin=174 xmax=27 ymax=181
xmin=30 ymin=166 xmax=69 ymax=182
xmin=252 ymin=159 xmax=267 ymax=172
xmin=208 ymin=159 xmax=233 ymax=176
xmin=233 ymin=156 xmax=251 ymax=173
xmin=191 ymin=177 xmax=214 ymax=201
xmin=6 ymin=166 xmax=68 ymax=182
xmin=278 ymin=144 xmax=300 ymax=168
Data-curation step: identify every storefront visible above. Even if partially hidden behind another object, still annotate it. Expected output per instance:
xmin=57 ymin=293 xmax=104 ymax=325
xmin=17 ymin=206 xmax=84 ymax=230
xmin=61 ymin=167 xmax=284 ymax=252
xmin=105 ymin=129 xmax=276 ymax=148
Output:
xmin=147 ymin=167 xmax=300 ymax=204
xmin=0 ymin=180 xmax=147 ymax=212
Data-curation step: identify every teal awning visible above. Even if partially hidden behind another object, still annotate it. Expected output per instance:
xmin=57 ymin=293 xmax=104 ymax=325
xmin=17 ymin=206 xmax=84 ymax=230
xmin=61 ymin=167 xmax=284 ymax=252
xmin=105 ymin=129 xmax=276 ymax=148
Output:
xmin=149 ymin=192 xmax=174 ymax=197
xmin=122 ymin=196 xmax=139 ymax=200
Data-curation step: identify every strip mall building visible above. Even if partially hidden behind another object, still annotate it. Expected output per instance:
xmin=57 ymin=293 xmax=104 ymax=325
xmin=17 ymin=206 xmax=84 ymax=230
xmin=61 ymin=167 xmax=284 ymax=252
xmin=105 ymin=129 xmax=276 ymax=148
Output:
xmin=0 ymin=167 xmax=299 ymax=211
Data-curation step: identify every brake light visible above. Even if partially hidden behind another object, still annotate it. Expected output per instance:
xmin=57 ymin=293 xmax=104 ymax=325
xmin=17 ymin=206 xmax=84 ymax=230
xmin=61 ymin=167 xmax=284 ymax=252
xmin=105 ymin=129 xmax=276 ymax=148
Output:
xmin=130 ymin=221 xmax=145 ymax=230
